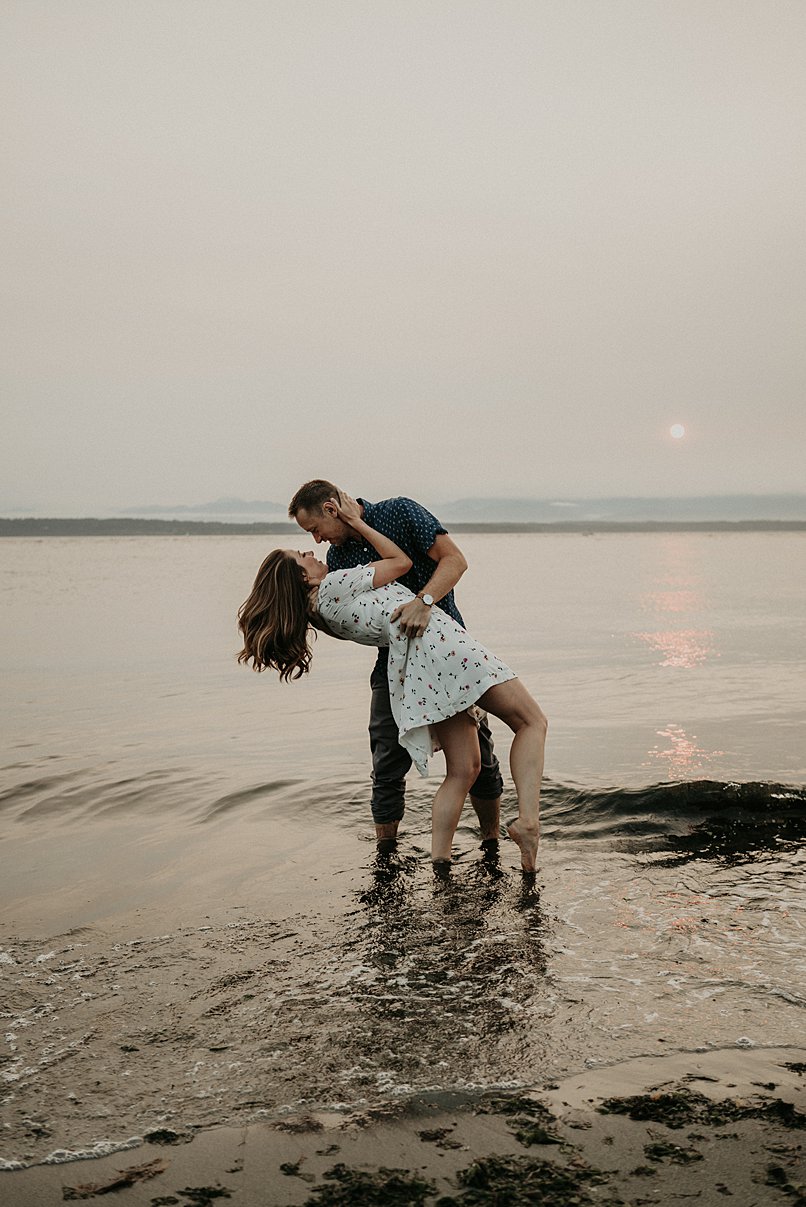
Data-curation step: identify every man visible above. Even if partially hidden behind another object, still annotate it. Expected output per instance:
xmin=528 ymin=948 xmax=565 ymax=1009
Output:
xmin=288 ymin=479 xmax=504 ymax=843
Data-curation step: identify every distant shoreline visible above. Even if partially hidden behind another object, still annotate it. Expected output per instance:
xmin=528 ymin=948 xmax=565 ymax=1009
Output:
xmin=2 ymin=517 xmax=805 ymax=536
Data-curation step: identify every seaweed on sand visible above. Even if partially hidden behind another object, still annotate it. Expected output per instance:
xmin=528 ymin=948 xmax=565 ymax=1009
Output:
xmin=643 ymin=1141 xmax=704 ymax=1164
xmin=598 ymin=1087 xmax=806 ymax=1130
xmin=434 ymin=1154 xmax=621 ymax=1206
xmin=302 ymin=1163 xmax=435 ymax=1206
xmin=765 ymin=1164 xmax=806 ymax=1205
xmin=62 ymin=1158 xmax=167 ymax=1199
xmin=280 ymin=1158 xmax=314 ymax=1182
xmin=418 ymin=1126 xmax=464 ymax=1150
xmin=151 ymin=1189 xmax=231 ymax=1207
xmin=476 ymin=1093 xmax=566 ymax=1147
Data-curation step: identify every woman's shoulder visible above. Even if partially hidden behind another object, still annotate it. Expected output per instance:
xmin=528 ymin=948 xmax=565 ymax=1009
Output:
xmin=325 ymin=564 xmax=370 ymax=586
xmin=318 ymin=564 xmax=374 ymax=605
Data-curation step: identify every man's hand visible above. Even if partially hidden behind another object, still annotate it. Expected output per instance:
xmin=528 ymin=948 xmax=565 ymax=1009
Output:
xmin=390 ymin=596 xmax=433 ymax=639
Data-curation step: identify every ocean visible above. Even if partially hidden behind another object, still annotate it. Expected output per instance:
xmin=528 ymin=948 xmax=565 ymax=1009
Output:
xmin=1 ymin=531 xmax=804 ymax=1169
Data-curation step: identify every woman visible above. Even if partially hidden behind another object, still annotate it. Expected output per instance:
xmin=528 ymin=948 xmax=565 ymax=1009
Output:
xmin=238 ymin=500 xmax=547 ymax=870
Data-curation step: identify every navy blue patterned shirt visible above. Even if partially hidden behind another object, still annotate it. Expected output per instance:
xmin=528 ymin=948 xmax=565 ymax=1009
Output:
xmin=326 ymin=497 xmax=464 ymax=626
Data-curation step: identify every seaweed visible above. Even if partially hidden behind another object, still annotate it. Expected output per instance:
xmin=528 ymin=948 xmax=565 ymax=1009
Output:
xmin=418 ymin=1127 xmax=464 ymax=1150
xmin=477 ymin=1094 xmax=551 ymax=1119
xmin=434 ymin=1153 xmax=620 ymax=1206
xmin=302 ymin=1163 xmax=436 ymax=1206
xmin=765 ymin=1100 xmax=806 ymax=1129
xmin=764 ymin=1164 xmax=806 ymax=1205
xmin=477 ymin=1092 xmax=566 ymax=1148
xmin=62 ymin=1159 xmax=167 ymax=1199
xmin=144 ymin=1127 xmax=195 ymax=1146
xmin=511 ymin=1120 xmax=565 ymax=1148
xmin=167 ymin=1190 xmax=232 ymax=1207
xmin=280 ymin=1159 xmax=314 ymax=1182
xmin=643 ymin=1141 xmax=704 ymax=1165
xmin=598 ymin=1086 xmax=806 ymax=1130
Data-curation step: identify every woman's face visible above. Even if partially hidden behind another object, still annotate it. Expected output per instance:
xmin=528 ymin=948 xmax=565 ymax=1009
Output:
xmin=289 ymin=549 xmax=328 ymax=585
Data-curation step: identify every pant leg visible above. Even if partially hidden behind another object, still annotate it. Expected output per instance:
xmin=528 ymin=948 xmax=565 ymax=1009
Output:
xmin=469 ymin=712 xmax=505 ymax=800
xmin=368 ymin=650 xmax=411 ymax=825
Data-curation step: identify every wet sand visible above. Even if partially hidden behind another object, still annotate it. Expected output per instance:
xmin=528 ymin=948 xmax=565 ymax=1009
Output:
xmin=3 ymin=1046 xmax=804 ymax=1205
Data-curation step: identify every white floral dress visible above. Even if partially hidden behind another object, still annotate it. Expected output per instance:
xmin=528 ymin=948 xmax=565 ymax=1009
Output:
xmin=316 ymin=565 xmax=515 ymax=776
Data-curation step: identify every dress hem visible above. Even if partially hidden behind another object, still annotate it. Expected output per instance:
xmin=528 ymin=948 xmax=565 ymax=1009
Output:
xmin=397 ymin=670 xmax=516 ymax=777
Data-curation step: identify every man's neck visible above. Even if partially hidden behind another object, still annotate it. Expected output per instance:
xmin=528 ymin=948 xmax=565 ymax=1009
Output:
xmin=348 ymin=498 xmax=366 ymax=540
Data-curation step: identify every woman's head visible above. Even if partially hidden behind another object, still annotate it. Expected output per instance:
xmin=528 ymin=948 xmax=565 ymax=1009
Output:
xmin=237 ymin=549 xmax=316 ymax=680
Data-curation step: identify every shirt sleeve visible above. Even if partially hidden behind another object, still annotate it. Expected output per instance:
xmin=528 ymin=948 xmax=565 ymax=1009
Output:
xmin=392 ymin=497 xmax=448 ymax=557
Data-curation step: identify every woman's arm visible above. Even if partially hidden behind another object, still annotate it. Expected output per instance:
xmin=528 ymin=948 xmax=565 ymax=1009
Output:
xmin=326 ymin=499 xmax=412 ymax=588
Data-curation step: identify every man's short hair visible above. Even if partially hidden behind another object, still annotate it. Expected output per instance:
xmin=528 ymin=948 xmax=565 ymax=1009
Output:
xmin=288 ymin=479 xmax=342 ymax=519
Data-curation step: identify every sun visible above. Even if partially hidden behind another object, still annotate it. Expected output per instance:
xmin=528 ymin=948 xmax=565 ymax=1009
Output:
xmin=670 ymin=424 xmax=686 ymax=440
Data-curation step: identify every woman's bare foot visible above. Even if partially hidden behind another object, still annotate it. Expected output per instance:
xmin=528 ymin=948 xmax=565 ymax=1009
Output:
xmin=507 ymin=819 xmax=540 ymax=872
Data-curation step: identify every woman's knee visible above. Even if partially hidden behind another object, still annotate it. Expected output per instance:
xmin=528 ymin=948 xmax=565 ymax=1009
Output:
xmin=445 ymin=747 xmax=481 ymax=789
xmin=494 ymin=684 xmax=547 ymax=736
xmin=517 ymin=703 xmax=547 ymax=741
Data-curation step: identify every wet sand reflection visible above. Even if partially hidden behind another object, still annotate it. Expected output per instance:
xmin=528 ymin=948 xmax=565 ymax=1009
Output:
xmin=336 ymin=845 xmax=551 ymax=1094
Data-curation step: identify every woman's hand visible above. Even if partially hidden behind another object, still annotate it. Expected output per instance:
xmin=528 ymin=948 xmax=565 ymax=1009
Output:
xmin=324 ymin=501 xmax=413 ymax=588
xmin=324 ymin=495 xmax=362 ymax=528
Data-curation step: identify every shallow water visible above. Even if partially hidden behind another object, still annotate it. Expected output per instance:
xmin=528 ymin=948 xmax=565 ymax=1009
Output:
xmin=1 ymin=532 xmax=804 ymax=1166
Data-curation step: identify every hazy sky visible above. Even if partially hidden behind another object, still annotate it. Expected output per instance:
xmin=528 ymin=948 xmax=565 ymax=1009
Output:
xmin=3 ymin=1 xmax=805 ymax=514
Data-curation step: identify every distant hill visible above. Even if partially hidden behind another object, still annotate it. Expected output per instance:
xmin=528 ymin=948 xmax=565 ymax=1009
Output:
xmin=130 ymin=492 xmax=805 ymax=524
xmin=2 ymin=517 xmax=804 ymax=537
xmin=117 ymin=497 xmax=287 ymax=522
xmin=3 ymin=494 xmax=806 ymax=526
xmin=438 ymin=495 xmax=806 ymax=523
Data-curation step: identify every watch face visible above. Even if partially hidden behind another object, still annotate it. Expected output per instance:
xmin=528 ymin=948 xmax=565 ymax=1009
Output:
xmin=421 ymin=594 xmax=434 ymax=606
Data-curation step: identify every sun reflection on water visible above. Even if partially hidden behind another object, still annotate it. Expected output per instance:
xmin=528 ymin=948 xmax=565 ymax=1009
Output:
xmin=633 ymin=537 xmax=718 ymax=669
xmin=635 ymin=628 xmax=715 ymax=668
xmin=640 ymin=588 xmax=702 ymax=614
xmin=645 ymin=723 xmax=725 ymax=777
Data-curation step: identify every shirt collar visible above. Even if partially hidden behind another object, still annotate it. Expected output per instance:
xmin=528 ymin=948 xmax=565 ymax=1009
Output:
xmin=356 ymin=497 xmax=377 ymax=529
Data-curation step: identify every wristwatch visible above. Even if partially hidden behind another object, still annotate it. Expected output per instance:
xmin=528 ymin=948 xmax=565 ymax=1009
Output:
xmin=418 ymin=593 xmax=434 ymax=607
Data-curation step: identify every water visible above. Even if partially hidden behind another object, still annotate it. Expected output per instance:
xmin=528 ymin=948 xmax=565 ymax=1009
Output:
xmin=1 ymin=532 xmax=804 ymax=1167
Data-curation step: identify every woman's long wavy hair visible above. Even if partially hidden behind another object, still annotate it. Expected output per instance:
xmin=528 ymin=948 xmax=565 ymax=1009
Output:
xmin=237 ymin=550 xmax=314 ymax=681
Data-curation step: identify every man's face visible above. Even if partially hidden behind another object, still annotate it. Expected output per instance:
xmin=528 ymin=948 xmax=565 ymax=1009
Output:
xmin=294 ymin=506 xmax=353 ymax=547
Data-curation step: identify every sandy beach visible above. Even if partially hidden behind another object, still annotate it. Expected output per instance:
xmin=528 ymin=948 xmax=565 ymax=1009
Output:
xmin=3 ymin=1046 xmax=804 ymax=1205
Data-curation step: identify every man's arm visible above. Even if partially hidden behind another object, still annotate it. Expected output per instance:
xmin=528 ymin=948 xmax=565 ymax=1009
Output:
xmin=390 ymin=533 xmax=468 ymax=638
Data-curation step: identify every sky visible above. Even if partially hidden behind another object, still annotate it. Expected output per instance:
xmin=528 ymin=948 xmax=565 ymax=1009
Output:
xmin=3 ymin=0 xmax=805 ymax=515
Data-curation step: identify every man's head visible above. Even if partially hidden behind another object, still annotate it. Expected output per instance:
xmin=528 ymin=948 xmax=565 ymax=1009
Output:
xmin=288 ymin=479 xmax=353 ymax=546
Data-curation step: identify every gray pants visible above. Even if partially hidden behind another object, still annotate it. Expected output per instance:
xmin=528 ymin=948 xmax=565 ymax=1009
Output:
xmin=368 ymin=649 xmax=505 ymax=825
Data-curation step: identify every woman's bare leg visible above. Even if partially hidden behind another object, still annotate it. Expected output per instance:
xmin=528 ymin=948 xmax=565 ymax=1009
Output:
xmin=430 ymin=712 xmax=482 ymax=862
xmin=477 ymin=680 xmax=548 ymax=872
